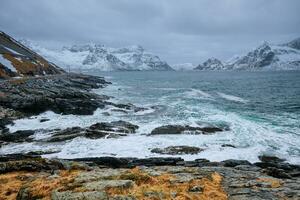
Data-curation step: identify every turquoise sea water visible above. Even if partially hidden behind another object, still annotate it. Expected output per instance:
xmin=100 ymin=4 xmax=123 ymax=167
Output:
xmin=2 ymin=71 xmax=300 ymax=163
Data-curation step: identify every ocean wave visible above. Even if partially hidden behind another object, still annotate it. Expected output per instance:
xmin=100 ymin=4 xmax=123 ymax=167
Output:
xmin=216 ymin=92 xmax=248 ymax=103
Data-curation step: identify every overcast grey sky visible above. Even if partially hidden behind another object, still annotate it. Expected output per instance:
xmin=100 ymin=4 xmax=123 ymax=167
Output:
xmin=1 ymin=0 xmax=300 ymax=64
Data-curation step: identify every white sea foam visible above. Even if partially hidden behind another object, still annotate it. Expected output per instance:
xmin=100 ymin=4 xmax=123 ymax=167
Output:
xmin=2 ymin=72 xmax=300 ymax=165
xmin=184 ymin=89 xmax=214 ymax=100
xmin=216 ymin=92 xmax=248 ymax=103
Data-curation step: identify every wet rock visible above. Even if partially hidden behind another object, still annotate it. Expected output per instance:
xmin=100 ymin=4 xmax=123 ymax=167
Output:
xmin=151 ymin=146 xmax=203 ymax=155
xmin=0 ymin=74 xmax=110 ymax=116
xmin=43 ymin=127 xmax=85 ymax=142
xmin=0 ymin=153 xmax=41 ymax=162
xmin=26 ymin=150 xmax=61 ymax=156
xmin=129 ymin=157 xmax=184 ymax=167
xmin=0 ymin=130 xmax=35 ymax=142
xmin=221 ymin=144 xmax=236 ymax=148
xmin=70 ymin=157 xmax=131 ymax=168
xmin=89 ymin=121 xmax=139 ymax=134
xmin=51 ymin=190 xmax=108 ymax=200
xmin=39 ymin=118 xmax=50 ymax=123
xmin=258 ymin=155 xmax=286 ymax=163
xmin=43 ymin=121 xmax=138 ymax=142
xmin=150 ymin=124 xmax=223 ymax=135
xmin=222 ymin=159 xmax=252 ymax=167
xmin=0 ymin=158 xmax=64 ymax=173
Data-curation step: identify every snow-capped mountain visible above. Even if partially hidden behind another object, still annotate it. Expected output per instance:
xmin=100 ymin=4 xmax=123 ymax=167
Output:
xmin=194 ymin=38 xmax=300 ymax=71
xmin=194 ymin=58 xmax=224 ymax=70
xmin=172 ymin=63 xmax=195 ymax=71
xmin=19 ymin=40 xmax=173 ymax=71
xmin=226 ymin=41 xmax=300 ymax=70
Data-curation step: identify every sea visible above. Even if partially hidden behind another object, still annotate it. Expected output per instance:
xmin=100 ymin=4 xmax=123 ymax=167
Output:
xmin=2 ymin=71 xmax=300 ymax=164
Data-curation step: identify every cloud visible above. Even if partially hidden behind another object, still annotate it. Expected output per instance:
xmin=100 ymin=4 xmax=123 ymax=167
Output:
xmin=0 ymin=0 xmax=299 ymax=64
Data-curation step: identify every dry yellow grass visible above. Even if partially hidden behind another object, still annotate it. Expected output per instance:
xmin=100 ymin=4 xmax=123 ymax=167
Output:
xmin=0 ymin=172 xmax=36 ymax=200
xmin=106 ymin=167 xmax=228 ymax=200
xmin=0 ymin=170 xmax=79 ymax=200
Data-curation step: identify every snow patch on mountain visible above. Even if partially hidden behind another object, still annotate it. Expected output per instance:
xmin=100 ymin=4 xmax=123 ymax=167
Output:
xmin=194 ymin=58 xmax=225 ymax=70
xmin=19 ymin=40 xmax=173 ymax=71
xmin=195 ymin=38 xmax=300 ymax=71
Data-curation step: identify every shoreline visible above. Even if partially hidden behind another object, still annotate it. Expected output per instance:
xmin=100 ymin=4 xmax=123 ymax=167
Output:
xmin=1 ymin=73 xmax=300 ymax=199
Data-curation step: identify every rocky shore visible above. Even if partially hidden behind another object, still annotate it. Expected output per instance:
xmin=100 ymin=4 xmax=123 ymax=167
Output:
xmin=0 ymin=73 xmax=299 ymax=199
xmin=0 ymin=154 xmax=299 ymax=200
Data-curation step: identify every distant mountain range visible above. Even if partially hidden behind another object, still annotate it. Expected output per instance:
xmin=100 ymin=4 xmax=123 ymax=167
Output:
xmin=2 ymin=30 xmax=299 ymax=74
xmin=0 ymin=31 xmax=63 ymax=78
xmin=194 ymin=38 xmax=300 ymax=71
xmin=20 ymin=40 xmax=173 ymax=71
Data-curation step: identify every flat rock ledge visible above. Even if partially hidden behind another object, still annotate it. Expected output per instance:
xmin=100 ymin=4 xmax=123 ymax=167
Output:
xmin=0 ymin=155 xmax=299 ymax=200
xmin=151 ymin=145 xmax=204 ymax=155
xmin=150 ymin=124 xmax=225 ymax=135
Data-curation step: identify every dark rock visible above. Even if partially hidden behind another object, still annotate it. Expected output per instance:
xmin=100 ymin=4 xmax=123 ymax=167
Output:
xmin=0 ymin=130 xmax=35 ymax=142
xmin=129 ymin=157 xmax=184 ymax=167
xmin=0 ymin=153 xmax=41 ymax=162
xmin=258 ymin=155 xmax=286 ymax=163
xmin=26 ymin=150 xmax=61 ymax=156
xmin=69 ymin=157 xmax=131 ymax=168
xmin=39 ymin=118 xmax=50 ymax=123
xmin=0 ymin=74 xmax=111 ymax=116
xmin=222 ymin=159 xmax=252 ymax=167
xmin=221 ymin=144 xmax=236 ymax=148
xmin=262 ymin=167 xmax=292 ymax=179
xmin=43 ymin=127 xmax=85 ymax=142
xmin=151 ymin=146 xmax=203 ymax=155
xmin=41 ymin=121 xmax=139 ymax=142
xmin=150 ymin=124 xmax=223 ymax=135
xmin=0 ymin=158 xmax=64 ymax=173
xmin=150 ymin=125 xmax=186 ymax=135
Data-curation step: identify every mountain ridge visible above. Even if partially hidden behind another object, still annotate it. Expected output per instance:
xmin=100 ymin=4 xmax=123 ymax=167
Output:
xmin=0 ymin=31 xmax=64 ymax=78
xmin=20 ymin=40 xmax=173 ymax=71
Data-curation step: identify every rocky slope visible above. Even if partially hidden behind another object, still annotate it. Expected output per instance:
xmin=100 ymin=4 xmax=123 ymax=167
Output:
xmin=194 ymin=38 xmax=300 ymax=71
xmin=20 ymin=40 xmax=173 ymax=71
xmin=0 ymin=31 xmax=64 ymax=79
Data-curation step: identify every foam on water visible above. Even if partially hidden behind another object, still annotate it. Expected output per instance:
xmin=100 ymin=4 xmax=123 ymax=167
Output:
xmin=216 ymin=92 xmax=248 ymax=103
xmin=2 ymin=71 xmax=300 ymax=164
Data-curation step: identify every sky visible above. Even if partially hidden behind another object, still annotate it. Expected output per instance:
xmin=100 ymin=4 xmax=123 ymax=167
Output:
xmin=0 ymin=0 xmax=300 ymax=64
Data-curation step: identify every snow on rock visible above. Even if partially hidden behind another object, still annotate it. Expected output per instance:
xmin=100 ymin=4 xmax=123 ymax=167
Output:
xmin=20 ymin=41 xmax=173 ymax=71
xmin=194 ymin=38 xmax=300 ymax=71
xmin=194 ymin=58 xmax=224 ymax=70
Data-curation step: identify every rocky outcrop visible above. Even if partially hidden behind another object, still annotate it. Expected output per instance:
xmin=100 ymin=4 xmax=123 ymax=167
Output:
xmin=0 ymin=73 xmax=110 ymax=115
xmin=0 ymin=156 xmax=299 ymax=200
xmin=0 ymin=31 xmax=64 ymax=78
xmin=42 ymin=120 xmax=139 ymax=142
xmin=150 ymin=124 xmax=224 ymax=135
